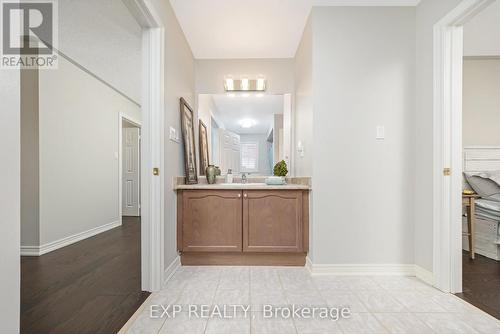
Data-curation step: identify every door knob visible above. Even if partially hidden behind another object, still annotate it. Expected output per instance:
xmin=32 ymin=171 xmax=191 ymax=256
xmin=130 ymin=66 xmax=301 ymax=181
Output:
xmin=244 ymin=194 xmax=248 ymax=198
xmin=238 ymin=194 xmax=241 ymax=198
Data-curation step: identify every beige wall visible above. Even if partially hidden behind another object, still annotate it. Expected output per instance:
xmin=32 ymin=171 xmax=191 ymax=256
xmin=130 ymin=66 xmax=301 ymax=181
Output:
xmin=195 ymin=58 xmax=295 ymax=95
xmin=463 ymin=59 xmax=500 ymax=146
xmin=294 ymin=14 xmax=313 ymax=178
xmin=149 ymin=0 xmax=196 ymax=273
xmin=310 ymin=7 xmax=416 ymax=265
xmin=37 ymin=56 xmax=140 ymax=246
xmin=21 ymin=69 xmax=40 ymax=247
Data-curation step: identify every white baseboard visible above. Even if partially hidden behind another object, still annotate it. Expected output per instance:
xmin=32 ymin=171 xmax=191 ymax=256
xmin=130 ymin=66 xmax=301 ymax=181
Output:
xmin=162 ymin=255 xmax=181 ymax=287
xmin=21 ymin=220 xmax=122 ymax=256
xmin=307 ymin=258 xmax=415 ymax=276
xmin=415 ymin=265 xmax=435 ymax=286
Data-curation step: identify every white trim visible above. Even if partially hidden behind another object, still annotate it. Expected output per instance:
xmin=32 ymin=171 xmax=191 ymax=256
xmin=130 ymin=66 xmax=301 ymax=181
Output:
xmin=307 ymin=263 xmax=416 ymax=276
xmin=141 ymin=26 xmax=165 ymax=292
xmin=119 ymin=113 xmax=142 ymax=222
xmin=305 ymin=256 xmax=314 ymax=274
xmin=21 ymin=221 xmax=121 ymax=256
xmin=162 ymin=255 xmax=181 ymax=287
xmin=312 ymin=0 xmax=421 ymax=6
xmin=432 ymin=0 xmax=495 ymax=294
xmin=415 ymin=265 xmax=435 ymax=286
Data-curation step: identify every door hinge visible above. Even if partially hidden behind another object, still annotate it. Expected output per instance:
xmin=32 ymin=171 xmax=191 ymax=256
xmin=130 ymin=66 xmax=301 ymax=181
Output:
xmin=153 ymin=167 xmax=159 ymax=176
xmin=443 ymin=168 xmax=451 ymax=176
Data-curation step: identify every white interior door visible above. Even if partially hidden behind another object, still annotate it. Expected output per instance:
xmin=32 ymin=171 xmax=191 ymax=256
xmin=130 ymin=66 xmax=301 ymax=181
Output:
xmin=219 ymin=129 xmax=240 ymax=174
xmin=123 ymin=127 xmax=140 ymax=216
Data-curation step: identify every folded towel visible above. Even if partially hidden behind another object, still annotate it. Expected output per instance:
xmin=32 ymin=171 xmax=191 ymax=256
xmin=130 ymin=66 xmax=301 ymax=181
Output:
xmin=265 ymin=176 xmax=286 ymax=185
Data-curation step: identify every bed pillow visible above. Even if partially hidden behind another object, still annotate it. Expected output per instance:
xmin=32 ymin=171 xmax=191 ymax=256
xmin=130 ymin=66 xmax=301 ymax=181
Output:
xmin=464 ymin=173 xmax=500 ymax=198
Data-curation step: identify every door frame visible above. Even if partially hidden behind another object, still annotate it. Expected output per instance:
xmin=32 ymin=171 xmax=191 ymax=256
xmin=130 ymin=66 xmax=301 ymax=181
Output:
xmin=432 ymin=0 xmax=495 ymax=293
xmin=125 ymin=0 xmax=165 ymax=292
xmin=119 ymin=113 xmax=142 ymax=220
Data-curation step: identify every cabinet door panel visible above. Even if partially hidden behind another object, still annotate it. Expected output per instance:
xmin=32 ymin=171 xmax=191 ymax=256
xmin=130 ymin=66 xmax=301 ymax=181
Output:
xmin=243 ymin=190 xmax=302 ymax=252
xmin=182 ymin=190 xmax=242 ymax=252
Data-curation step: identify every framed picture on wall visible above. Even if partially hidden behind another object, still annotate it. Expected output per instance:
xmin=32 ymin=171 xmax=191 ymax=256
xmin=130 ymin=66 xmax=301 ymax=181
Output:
xmin=179 ymin=98 xmax=198 ymax=184
xmin=199 ymin=120 xmax=210 ymax=175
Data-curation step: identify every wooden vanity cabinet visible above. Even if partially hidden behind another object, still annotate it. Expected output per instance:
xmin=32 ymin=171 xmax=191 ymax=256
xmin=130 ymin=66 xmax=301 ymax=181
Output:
xmin=243 ymin=190 xmax=303 ymax=252
xmin=178 ymin=190 xmax=242 ymax=252
xmin=177 ymin=189 xmax=309 ymax=265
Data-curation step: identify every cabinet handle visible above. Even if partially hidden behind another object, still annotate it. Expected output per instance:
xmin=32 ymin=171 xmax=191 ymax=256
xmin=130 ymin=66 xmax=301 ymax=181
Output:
xmin=238 ymin=194 xmax=241 ymax=198
xmin=244 ymin=193 xmax=248 ymax=198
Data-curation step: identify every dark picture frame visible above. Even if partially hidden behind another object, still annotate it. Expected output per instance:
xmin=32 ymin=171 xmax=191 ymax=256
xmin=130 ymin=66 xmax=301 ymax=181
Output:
xmin=199 ymin=120 xmax=210 ymax=175
xmin=179 ymin=98 xmax=198 ymax=184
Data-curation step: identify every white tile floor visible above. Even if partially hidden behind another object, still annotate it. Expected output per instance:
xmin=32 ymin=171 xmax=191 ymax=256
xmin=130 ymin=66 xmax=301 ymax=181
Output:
xmin=126 ymin=266 xmax=500 ymax=334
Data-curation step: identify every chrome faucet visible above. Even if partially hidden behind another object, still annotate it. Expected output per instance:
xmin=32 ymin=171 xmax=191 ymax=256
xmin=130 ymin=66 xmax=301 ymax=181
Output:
xmin=241 ymin=173 xmax=247 ymax=184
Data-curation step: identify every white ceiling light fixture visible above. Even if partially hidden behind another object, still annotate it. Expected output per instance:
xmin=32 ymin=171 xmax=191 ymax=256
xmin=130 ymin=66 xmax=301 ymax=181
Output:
xmin=239 ymin=119 xmax=257 ymax=128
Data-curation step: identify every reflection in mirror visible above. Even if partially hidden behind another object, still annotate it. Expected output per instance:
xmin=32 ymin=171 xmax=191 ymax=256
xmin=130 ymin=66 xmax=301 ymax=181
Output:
xmin=198 ymin=94 xmax=290 ymax=176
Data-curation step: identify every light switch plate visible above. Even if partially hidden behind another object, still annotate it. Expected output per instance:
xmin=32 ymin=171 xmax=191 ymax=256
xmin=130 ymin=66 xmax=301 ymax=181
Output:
xmin=169 ymin=126 xmax=180 ymax=143
xmin=376 ymin=126 xmax=385 ymax=140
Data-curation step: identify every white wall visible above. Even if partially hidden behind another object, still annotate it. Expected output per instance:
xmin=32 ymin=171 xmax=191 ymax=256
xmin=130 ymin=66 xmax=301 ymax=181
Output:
xmin=463 ymin=59 xmax=500 ymax=146
xmin=464 ymin=0 xmax=500 ymax=57
xmin=195 ymin=59 xmax=295 ymax=95
xmin=58 ymin=0 xmax=142 ymax=102
xmin=240 ymin=134 xmax=272 ymax=175
xmin=294 ymin=14 xmax=313 ymax=177
xmin=415 ymin=0 xmax=462 ymax=272
xmin=36 ymin=56 xmax=140 ymax=246
xmin=311 ymin=7 xmax=416 ymax=265
xmin=148 ymin=0 xmax=195 ymax=272
xmin=0 ymin=70 xmax=21 ymax=333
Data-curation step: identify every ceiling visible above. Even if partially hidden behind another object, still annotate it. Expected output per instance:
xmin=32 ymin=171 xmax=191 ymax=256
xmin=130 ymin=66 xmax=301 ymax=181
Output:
xmin=170 ymin=0 xmax=421 ymax=59
xmin=211 ymin=94 xmax=283 ymax=135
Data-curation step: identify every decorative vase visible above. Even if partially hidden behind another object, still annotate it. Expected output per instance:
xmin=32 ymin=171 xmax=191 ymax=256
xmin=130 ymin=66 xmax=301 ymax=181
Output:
xmin=215 ymin=166 xmax=221 ymax=176
xmin=206 ymin=165 xmax=217 ymax=184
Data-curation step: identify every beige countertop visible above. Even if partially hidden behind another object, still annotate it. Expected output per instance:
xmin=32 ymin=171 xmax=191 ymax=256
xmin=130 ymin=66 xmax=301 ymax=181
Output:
xmin=175 ymin=183 xmax=310 ymax=190
xmin=173 ymin=176 xmax=311 ymax=190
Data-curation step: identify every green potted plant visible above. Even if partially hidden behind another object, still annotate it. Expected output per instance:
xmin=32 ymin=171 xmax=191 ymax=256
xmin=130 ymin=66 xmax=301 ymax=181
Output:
xmin=273 ymin=160 xmax=288 ymax=177
xmin=266 ymin=160 xmax=288 ymax=185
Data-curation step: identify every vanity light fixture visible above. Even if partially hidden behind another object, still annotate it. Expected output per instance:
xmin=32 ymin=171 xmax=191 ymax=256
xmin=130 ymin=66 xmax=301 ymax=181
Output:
xmin=224 ymin=76 xmax=234 ymax=91
xmin=223 ymin=76 xmax=266 ymax=92
xmin=256 ymin=76 xmax=266 ymax=91
xmin=241 ymin=77 xmax=249 ymax=91
xmin=239 ymin=119 xmax=256 ymax=128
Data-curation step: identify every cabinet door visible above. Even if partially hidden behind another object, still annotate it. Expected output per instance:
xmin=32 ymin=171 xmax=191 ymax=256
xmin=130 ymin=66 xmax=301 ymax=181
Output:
xmin=243 ymin=190 xmax=303 ymax=252
xmin=181 ymin=190 xmax=242 ymax=252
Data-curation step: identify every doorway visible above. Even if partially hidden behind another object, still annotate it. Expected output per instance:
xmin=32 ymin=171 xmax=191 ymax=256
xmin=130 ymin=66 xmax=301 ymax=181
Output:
xmin=433 ymin=0 xmax=497 ymax=295
xmin=120 ymin=115 xmax=142 ymax=219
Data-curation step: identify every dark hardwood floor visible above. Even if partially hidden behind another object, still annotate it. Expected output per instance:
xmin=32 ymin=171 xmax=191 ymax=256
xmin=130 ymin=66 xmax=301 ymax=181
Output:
xmin=21 ymin=217 xmax=150 ymax=334
xmin=456 ymin=250 xmax=500 ymax=320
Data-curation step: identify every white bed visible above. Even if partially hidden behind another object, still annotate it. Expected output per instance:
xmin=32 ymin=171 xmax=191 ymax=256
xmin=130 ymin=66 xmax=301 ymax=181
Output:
xmin=462 ymin=146 xmax=500 ymax=261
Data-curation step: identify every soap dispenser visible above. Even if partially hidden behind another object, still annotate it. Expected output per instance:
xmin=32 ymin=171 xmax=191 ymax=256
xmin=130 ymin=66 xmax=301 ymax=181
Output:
xmin=226 ymin=169 xmax=233 ymax=183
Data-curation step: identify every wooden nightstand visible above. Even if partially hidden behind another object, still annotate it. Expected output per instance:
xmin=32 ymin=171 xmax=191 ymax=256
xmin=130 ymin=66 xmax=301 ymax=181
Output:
xmin=463 ymin=193 xmax=480 ymax=260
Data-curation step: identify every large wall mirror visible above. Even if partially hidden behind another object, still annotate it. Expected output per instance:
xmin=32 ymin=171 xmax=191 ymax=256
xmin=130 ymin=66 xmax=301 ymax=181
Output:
xmin=198 ymin=94 xmax=292 ymax=176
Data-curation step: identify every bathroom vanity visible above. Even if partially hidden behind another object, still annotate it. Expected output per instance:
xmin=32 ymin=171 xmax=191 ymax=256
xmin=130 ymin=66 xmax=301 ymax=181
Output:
xmin=175 ymin=180 xmax=310 ymax=266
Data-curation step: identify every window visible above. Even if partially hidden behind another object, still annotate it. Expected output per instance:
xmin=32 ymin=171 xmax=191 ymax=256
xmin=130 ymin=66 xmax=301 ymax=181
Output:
xmin=240 ymin=142 xmax=259 ymax=173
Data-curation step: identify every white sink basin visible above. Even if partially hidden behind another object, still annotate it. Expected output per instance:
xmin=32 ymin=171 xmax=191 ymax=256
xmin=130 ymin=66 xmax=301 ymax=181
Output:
xmin=220 ymin=182 xmax=267 ymax=186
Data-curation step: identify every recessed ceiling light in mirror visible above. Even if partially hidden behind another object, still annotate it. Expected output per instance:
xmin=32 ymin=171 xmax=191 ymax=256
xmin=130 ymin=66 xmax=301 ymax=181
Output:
xmin=239 ymin=119 xmax=257 ymax=128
